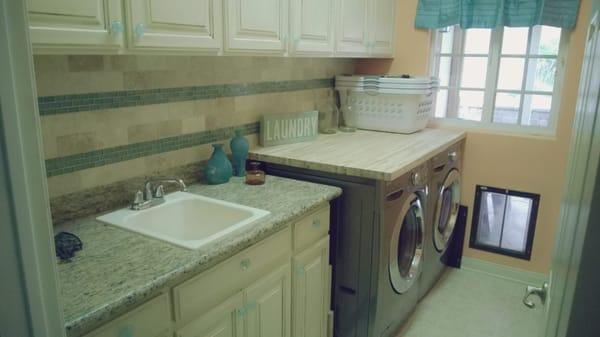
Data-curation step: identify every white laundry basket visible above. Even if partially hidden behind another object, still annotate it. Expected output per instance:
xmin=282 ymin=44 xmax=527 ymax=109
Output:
xmin=336 ymin=75 xmax=438 ymax=134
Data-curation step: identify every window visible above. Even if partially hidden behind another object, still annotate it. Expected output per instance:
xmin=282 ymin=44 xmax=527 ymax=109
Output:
xmin=430 ymin=25 xmax=566 ymax=135
xmin=469 ymin=185 xmax=540 ymax=260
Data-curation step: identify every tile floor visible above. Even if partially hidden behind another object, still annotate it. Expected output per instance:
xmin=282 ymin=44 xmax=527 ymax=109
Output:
xmin=396 ymin=268 xmax=545 ymax=337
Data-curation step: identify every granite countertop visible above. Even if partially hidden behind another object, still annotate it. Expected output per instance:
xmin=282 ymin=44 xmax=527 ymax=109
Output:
xmin=249 ymin=128 xmax=466 ymax=181
xmin=57 ymin=176 xmax=341 ymax=337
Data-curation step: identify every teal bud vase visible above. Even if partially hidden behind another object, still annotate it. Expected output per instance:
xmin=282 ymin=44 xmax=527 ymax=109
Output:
xmin=204 ymin=144 xmax=232 ymax=185
xmin=230 ymin=129 xmax=249 ymax=177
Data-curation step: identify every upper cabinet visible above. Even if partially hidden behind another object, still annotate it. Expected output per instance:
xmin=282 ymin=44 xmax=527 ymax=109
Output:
xmin=289 ymin=0 xmax=335 ymax=56
xmin=28 ymin=0 xmax=124 ymax=53
xmin=369 ymin=0 xmax=396 ymax=57
xmin=126 ymin=0 xmax=222 ymax=52
xmin=335 ymin=0 xmax=370 ymax=56
xmin=28 ymin=0 xmax=395 ymax=57
xmin=224 ymin=0 xmax=289 ymax=54
xmin=335 ymin=0 xmax=395 ymax=58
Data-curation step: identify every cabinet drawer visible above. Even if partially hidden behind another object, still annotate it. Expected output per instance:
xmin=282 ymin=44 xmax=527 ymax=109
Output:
xmin=84 ymin=293 xmax=171 ymax=337
xmin=294 ymin=206 xmax=330 ymax=252
xmin=173 ymin=227 xmax=291 ymax=325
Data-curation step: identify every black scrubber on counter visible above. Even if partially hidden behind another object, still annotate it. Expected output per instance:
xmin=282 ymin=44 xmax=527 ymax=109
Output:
xmin=54 ymin=231 xmax=83 ymax=262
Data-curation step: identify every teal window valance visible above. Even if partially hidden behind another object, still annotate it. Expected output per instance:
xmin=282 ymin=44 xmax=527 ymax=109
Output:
xmin=415 ymin=0 xmax=581 ymax=29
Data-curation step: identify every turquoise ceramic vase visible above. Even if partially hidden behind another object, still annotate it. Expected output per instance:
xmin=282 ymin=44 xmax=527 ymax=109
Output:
xmin=230 ymin=129 xmax=249 ymax=177
xmin=204 ymin=144 xmax=232 ymax=185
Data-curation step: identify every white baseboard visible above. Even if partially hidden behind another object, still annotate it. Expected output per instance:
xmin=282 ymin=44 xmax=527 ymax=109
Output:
xmin=460 ymin=257 xmax=548 ymax=286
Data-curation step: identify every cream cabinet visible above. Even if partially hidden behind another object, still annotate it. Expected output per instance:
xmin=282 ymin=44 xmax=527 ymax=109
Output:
xmin=224 ymin=0 xmax=289 ymax=54
xmin=176 ymin=293 xmax=243 ymax=337
xmin=335 ymin=0 xmax=370 ymax=56
xmin=335 ymin=0 xmax=396 ymax=57
xmin=28 ymin=0 xmax=124 ymax=53
xmin=28 ymin=1 xmax=395 ymax=57
xmin=289 ymin=0 xmax=335 ymax=56
xmin=126 ymin=0 xmax=222 ymax=52
xmin=245 ymin=264 xmax=291 ymax=337
xmin=83 ymin=293 xmax=172 ymax=337
xmin=292 ymin=236 xmax=331 ymax=337
xmin=81 ymin=205 xmax=332 ymax=337
xmin=176 ymin=263 xmax=291 ymax=337
xmin=369 ymin=0 xmax=396 ymax=57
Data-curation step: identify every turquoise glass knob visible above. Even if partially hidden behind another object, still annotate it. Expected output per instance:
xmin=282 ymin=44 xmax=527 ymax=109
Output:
xmin=110 ymin=20 xmax=124 ymax=34
xmin=312 ymin=218 xmax=321 ymax=228
xmin=240 ymin=258 xmax=251 ymax=271
xmin=134 ymin=23 xmax=145 ymax=37
xmin=118 ymin=325 xmax=134 ymax=337
xmin=246 ymin=300 xmax=257 ymax=312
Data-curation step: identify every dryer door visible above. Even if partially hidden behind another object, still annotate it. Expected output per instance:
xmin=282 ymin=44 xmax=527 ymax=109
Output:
xmin=434 ymin=169 xmax=461 ymax=253
xmin=389 ymin=193 xmax=424 ymax=294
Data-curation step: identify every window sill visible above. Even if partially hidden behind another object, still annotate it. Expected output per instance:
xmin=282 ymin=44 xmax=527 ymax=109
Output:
xmin=428 ymin=118 xmax=558 ymax=140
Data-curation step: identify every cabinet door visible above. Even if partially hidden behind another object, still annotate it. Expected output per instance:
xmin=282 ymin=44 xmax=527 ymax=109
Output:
xmin=335 ymin=0 xmax=370 ymax=56
xmin=292 ymin=236 xmax=331 ymax=337
xmin=289 ymin=0 xmax=335 ymax=56
xmin=84 ymin=294 xmax=172 ymax=337
xmin=127 ymin=0 xmax=222 ymax=52
xmin=244 ymin=263 xmax=291 ymax=337
xmin=224 ymin=0 xmax=288 ymax=54
xmin=28 ymin=0 xmax=124 ymax=52
xmin=177 ymin=293 xmax=244 ymax=337
xmin=369 ymin=0 xmax=396 ymax=57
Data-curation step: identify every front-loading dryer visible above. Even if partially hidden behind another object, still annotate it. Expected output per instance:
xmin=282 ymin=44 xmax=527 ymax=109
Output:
xmin=371 ymin=163 xmax=428 ymax=337
xmin=419 ymin=140 xmax=464 ymax=300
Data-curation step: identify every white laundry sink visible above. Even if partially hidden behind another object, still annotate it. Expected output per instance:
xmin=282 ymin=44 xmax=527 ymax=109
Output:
xmin=97 ymin=191 xmax=271 ymax=250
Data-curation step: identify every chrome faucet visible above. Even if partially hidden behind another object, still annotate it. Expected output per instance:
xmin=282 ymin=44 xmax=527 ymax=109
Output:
xmin=130 ymin=177 xmax=187 ymax=210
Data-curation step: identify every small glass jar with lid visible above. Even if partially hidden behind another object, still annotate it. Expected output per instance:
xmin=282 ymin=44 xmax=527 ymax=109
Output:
xmin=245 ymin=161 xmax=266 ymax=185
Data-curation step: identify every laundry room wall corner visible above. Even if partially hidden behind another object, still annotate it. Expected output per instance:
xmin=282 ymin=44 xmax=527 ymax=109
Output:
xmin=355 ymin=0 xmax=593 ymax=274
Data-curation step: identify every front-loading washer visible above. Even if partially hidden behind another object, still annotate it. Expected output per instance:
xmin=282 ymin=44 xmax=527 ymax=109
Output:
xmin=371 ymin=162 xmax=428 ymax=337
xmin=419 ymin=140 xmax=463 ymax=300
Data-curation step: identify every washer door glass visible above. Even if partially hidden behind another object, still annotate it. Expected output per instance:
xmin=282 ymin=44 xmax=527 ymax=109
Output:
xmin=434 ymin=169 xmax=461 ymax=252
xmin=389 ymin=194 xmax=424 ymax=294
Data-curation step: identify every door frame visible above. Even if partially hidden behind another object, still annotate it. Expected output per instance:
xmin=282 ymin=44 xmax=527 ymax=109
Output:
xmin=0 ymin=0 xmax=66 ymax=336
xmin=543 ymin=7 xmax=600 ymax=337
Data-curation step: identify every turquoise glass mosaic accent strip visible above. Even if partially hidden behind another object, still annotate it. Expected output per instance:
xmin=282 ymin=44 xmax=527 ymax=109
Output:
xmin=45 ymin=122 xmax=259 ymax=177
xmin=38 ymin=78 xmax=334 ymax=115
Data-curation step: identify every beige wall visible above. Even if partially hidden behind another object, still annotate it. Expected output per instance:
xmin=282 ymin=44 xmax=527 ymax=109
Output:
xmin=356 ymin=0 xmax=591 ymax=274
xmin=355 ymin=0 xmax=431 ymax=76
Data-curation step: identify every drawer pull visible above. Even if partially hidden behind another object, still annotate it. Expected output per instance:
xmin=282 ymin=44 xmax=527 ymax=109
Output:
xmin=240 ymin=258 xmax=251 ymax=271
xmin=118 ymin=325 xmax=134 ymax=337
xmin=295 ymin=265 xmax=305 ymax=277
xmin=110 ymin=20 xmax=123 ymax=34
xmin=134 ymin=23 xmax=145 ymax=37
xmin=312 ymin=218 xmax=321 ymax=228
xmin=246 ymin=300 xmax=257 ymax=312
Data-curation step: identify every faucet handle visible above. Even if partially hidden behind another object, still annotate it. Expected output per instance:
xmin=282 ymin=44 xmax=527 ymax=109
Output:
xmin=134 ymin=190 xmax=144 ymax=203
xmin=131 ymin=190 xmax=144 ymax=209
xmin=155 ymin=185 xmax=165 ymax=198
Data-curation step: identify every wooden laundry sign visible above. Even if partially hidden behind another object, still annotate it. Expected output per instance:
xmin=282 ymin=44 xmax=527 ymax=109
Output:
xmin=260 ymin=110 xmax=318 ymax=146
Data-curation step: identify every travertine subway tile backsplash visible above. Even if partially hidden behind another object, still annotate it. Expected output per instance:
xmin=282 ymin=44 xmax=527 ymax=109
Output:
xmin=34 ymin=55 xmax=354 ymax=223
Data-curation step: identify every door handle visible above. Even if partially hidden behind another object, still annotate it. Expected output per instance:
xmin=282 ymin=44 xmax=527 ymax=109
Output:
xmin=523 ymin=282 xmax=548 ymax=309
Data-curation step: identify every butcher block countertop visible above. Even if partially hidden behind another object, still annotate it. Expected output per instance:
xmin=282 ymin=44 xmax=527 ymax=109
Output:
xmin=249 ymin=128 xmax=466 ymax=181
